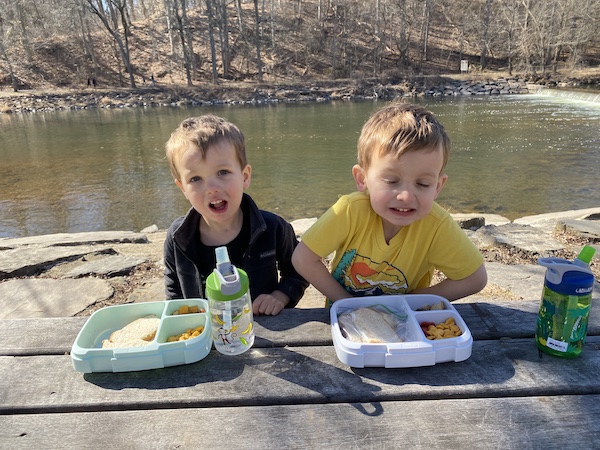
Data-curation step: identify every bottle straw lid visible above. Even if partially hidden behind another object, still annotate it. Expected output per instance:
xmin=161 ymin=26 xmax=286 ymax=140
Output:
xmin=577 ymin=245 xmax=596 ymax=265
xmin=206 ymin=246 xmax=249 ymax=301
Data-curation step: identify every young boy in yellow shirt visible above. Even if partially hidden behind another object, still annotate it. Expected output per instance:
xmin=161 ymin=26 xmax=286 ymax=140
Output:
xmin=292 ymin=102 xmax=487 ymax=305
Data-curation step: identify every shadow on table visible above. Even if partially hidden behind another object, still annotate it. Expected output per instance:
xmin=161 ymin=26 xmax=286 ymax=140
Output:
xmin=455 ymin=301 xmax=539 ymax=340
xmin=355 ymin=302 xmax=549 ymax=389
xmin=253 ymin=308 xmax=331 ymax=347
xmin=82 ymin=303 xmax=552 ymax=411
xmin=82 ymin=340 xmax=389 ymax=416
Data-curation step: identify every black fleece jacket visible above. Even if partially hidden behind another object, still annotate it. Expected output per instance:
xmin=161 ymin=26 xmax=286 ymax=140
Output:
xmin=163 ymin=194 xmax=308 ymax=307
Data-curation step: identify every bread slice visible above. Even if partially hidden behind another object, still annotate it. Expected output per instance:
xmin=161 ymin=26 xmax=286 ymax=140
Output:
xmin=101 ymin=314 xmax=160 ymax=348
xmin=339 ymin=307 xmax=401 ymax=343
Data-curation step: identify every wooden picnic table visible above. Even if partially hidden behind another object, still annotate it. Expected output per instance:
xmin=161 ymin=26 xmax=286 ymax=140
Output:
xmin=1 ymin=299 xmax=600 ymax=449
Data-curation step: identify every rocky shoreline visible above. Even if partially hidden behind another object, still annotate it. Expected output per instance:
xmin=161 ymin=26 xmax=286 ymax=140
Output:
xmin=0 ymin=76 xmax=542 ymax=114
xmin=0 ymin=208 xmax=598 ymax=320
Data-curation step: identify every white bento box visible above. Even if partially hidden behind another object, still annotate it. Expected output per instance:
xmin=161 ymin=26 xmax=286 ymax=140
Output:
xmin=71 ymin=299 xmax=212 ymax=373
xmin=330 ymin=295 xmax=473 ymax=368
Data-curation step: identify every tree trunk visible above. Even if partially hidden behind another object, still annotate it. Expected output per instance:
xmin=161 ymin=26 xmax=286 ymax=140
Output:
xmin=480 ymin=0 xmax=492 ymax=69
xmin=218 ymin=0 xmax=230 ymax=77
xmin=15 ymin=0 xmax=33 ymax=64
xmin=420 ymin=0 xmax=431 ymax=62
xmin=253 ymin=0 xmax=264 ymax=81
xmin=87 ymin=0 xmax=137 ymax=88
xmin=163 ymin=0 xmax=177 ymax=56
xmin=205 ymin=0 xmax=219 ymax=83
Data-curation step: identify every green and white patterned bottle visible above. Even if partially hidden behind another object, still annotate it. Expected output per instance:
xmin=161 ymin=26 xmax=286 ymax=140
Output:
xmin=206 ymin=246 xmax=254 ymax=355
xmin=535 ymin=246 xmax=596 ymax=358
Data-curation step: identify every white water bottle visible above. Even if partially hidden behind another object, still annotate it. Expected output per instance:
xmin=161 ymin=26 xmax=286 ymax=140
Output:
xmin=206 ymin=247 xmax=254 ymax=355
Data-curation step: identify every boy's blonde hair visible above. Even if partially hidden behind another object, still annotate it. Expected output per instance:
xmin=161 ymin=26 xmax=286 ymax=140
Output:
xmin=357 ymin=103 xmax=450 ymax=171
xmin=165 ymin=115 xmax=247 ymax=181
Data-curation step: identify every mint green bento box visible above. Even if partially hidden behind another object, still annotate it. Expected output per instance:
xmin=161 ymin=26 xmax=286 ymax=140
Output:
xmin=71 ymin=299 xmax=212 ymax=373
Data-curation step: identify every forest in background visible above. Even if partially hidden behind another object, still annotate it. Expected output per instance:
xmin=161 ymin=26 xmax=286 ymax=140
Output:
xmin=0 ymin=0 xmax=599 ymax=92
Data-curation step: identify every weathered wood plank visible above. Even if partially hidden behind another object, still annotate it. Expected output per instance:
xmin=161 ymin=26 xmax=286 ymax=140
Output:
xmin=0 ymin=308 xmax=332 ymax=356
xmin=2 ymin=300 xmax=599 ymax=355
xmin=2 ymin=395 xmax=599 ymax=449
xmin=2 ymin=337 xmax=600 ymax=414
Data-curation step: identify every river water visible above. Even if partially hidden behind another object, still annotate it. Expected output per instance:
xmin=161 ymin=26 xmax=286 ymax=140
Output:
xmin=1 ymin=92 xmax=599 ymax=238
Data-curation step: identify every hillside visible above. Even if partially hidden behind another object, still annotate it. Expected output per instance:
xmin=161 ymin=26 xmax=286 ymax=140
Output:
xmin=2 ymin=2 xmax=599 ymax=96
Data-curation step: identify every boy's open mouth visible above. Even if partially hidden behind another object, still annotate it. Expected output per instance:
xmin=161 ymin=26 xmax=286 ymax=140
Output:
xmin=210 ymin=200 xmax=227 ymax=211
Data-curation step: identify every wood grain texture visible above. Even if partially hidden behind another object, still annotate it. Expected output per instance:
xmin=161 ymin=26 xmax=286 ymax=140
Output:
xmin=2 ymin=337 xmax=600 ymax=414
xmin=2 ymin=395 xmax=600 ymax=449
xmin=2 ymin=300 xmax=599 ymax=355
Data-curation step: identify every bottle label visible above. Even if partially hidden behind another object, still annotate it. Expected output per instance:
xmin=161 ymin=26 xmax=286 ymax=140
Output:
xmin=546 ymin=337 xmax=569 ymax=353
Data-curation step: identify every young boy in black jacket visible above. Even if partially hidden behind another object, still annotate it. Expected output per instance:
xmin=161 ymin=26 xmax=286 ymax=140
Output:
xmin=164 ymin=115 xmax=308 ymax=315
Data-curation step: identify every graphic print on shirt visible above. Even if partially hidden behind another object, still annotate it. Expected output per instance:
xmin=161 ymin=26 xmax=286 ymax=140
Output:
xmin=332 ymin=249 xmax=409 ymax=296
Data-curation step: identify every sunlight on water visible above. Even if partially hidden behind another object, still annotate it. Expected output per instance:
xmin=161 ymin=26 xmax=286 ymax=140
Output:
xmin=0 ymin=94 xmax=598 ymax=238
xmin=535 ymin=87 xmax=600 ymax=105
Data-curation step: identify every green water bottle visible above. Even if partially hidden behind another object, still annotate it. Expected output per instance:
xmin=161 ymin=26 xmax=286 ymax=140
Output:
xmin=535 ymin=245 xmax=596 ymax=358
xmin=206 ymin=246 xmax=255 ymax=355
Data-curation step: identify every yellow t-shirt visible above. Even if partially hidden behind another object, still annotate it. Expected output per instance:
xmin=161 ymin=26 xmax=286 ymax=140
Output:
xmin=301 ymin=191 xmax=483 ymax=299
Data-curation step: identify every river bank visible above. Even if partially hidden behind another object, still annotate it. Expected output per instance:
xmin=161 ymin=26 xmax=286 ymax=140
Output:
xmin=0 ymin=75 xmax=544 ymax=114
xmin=0 ymin=209 xmax=598 ymax=319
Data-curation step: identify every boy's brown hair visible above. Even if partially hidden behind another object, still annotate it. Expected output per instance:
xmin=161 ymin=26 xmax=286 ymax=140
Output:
xmin=357 ymin=102 xmax=450 ymax=171
xmin=165 ymin=115 xmax=247 ymax=181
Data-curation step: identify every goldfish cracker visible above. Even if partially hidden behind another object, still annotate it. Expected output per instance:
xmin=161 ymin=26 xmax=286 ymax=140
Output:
xmin=167 ymin=325 xmax=205 ymax=342
xmin=421 ymin=317 xmax=462 ymax=340
xmin=172 ymin=305 xmax=205 ymax=315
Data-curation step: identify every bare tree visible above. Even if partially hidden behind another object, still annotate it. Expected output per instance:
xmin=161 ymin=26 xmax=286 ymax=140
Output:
xmin=480 ymin=0 xmax=492 ymax=69
xmin=419 ymin=0 xmax=433 ymax=61
xmin=216 ymin=0 xmax=230 ymax=76
xmin=0 ymin=11 xmax=19 ymax=91
xmin=253 ymin=0 xmax=263 ymax=81
xmin=76 ymin=0 xmax=99 ymax=81
xmin=205 ymin=0 xmax=219 ymax=83
xmin=86 ymin=0 xmax=137 ymax=88
xmin=172 ymin=0 xmax=194 ymax=85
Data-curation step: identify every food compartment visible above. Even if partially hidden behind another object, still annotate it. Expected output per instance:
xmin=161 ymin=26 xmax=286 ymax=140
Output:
xmin=155 ymin=314 xmax=212 ymax=367
xmin=165 ymin=298 xmax=208 ymax=316
xmin=404 ymin=294 xmax=451 ymax=312
xmin=157 ymin=314 xmax=208 ymax=344
xmin=73 ymin=301 xmax=166 ymax=349
xmin=413 ymin=309 xmax=473 ymax=363
xmin=335 ymin=298 xmax=420 ymax=344
xmin=414 ymin=310 xmax=467 ymax=340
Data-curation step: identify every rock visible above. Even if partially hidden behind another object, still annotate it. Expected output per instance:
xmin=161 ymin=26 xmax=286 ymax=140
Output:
xmin=291 ymin=218 xmax=318 ymax=237
xmin=514 ymin=207 xmax=600 ymax=232
xmin=127 ymin=279 xmax=166 ymax=303
xmin=472 ymin=223 xmax=564 ymax=255
xmin=64 ymin=255 xmax=148 ymax=278
xmin=0 ymin=245 xmax=115 ymax=279
xmin=0 ymin=208 xmax=598 ymax=319
xmin=451 ymin=213 xmax=511 ymax=229
xmin=482 ymin=262 xmax=546 ymax=300
xmin=556 ymin=219 xmax=600 ymax=241
xmin=0 ymin=231 xmax=148 ymax=249
xmin=0 ymin=278 xmax=114 ymax=319
xmin=141 ymin=224 xmax=159 ymax=233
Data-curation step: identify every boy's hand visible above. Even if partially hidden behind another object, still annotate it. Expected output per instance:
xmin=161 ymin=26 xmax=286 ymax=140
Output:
xmin=253 ymin=290 xmax=289 ymax=316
